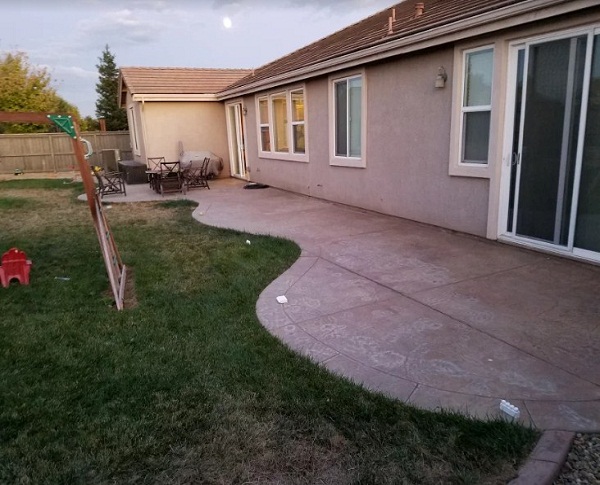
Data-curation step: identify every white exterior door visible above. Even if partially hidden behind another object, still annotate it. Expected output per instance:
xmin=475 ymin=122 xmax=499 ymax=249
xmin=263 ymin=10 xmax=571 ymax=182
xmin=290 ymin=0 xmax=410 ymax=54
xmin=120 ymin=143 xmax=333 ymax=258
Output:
xmin=226 ymin=103 xmax=248 ymax=179
xmin=501 ymin=27 xmax=600 ymax=263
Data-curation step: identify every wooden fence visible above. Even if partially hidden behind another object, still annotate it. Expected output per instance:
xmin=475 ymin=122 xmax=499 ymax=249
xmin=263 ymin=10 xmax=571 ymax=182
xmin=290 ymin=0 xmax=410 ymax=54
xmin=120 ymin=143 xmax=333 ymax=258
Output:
xmin=0 ymin=131 xmax=132 ymax=174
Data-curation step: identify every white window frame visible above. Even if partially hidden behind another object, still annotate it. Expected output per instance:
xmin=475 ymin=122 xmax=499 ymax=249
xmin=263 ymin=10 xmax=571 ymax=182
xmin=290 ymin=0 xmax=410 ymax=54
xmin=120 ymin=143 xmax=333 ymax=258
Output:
xmin=290 ymin=89 xmax=306 ymax=155
xmin=257 ymin=97 xmax=270 ymax=153
xmin=255 ymin=86 xmax=308 ymax=163
xmin=329 ymin=70 xmax=367 ymax=168
xmin=449 ymin=44 xmax=496 ymax=178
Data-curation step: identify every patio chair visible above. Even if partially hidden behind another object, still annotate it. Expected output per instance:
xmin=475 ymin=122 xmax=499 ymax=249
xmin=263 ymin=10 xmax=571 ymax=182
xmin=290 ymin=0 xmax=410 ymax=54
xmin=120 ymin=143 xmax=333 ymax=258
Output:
xmin=158 ymin=160 xmax=183 ymax=195
xmin=146 ymin=156 xmax=165 ymax=192
xmin=93 ymin=167 xmax=126 ymax=198
xmin=183 ymin=157 xmax=210 ymax=190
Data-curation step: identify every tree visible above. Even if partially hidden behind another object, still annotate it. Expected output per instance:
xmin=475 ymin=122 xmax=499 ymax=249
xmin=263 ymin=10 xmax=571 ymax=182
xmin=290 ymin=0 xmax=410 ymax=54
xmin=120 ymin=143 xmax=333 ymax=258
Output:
xmin=80 ymin=116 xmax=100 ymax=132
xmin=0 ymin=51 xmax=80 ymax=133
xmin=95 ymin=45 xmax=127 ymax=131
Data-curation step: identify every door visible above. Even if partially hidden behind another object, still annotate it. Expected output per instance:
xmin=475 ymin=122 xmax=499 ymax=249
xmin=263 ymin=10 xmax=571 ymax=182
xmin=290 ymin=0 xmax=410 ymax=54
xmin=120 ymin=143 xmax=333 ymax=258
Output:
xmin=226 ymin=103 xmax=248 ymax=179
xmin=503 ymin=30 xmax=600 ymax=261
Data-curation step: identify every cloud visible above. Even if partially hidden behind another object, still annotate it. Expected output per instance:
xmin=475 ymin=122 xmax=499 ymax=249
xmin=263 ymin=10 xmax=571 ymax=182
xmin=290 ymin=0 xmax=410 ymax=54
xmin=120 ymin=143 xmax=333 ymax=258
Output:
xmin=129 ymin=0 xmax=169 ymax=10
xmin=77 ymin=8 xmax=165 ymax=45
xmin=54 ymin=66 xmax=98 ymax=80
xmin=1 ymin=0 xmax=393 ymax=116
xmin=212 ymin=0 xmax=392 ymax=9
xmin=84 ymin=0 xmax=169 ymax=9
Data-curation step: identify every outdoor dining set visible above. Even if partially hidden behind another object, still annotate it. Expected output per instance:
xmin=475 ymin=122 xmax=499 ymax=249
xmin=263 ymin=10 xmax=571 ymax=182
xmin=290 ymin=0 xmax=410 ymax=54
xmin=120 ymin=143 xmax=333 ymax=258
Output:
xmin=145 ymin=156 xmax=211 ymax=195
xmin=92 ymin=156 xmax=211 ymax=198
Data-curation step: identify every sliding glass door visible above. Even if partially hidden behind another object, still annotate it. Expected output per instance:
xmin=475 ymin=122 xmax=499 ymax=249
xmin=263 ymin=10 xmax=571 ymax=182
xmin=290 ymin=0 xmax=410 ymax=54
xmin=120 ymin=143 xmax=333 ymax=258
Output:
xmin=576 ymin=35 xmax=600 ymax=254
xmin=504 ymin=29 xmax=600 ymax=261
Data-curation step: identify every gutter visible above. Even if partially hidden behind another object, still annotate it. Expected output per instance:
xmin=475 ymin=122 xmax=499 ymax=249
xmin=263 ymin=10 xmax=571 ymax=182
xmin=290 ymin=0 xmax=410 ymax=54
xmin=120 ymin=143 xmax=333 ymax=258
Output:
xmin=131 ymin=94 xmax=219 ymax=102
xmin=217 ymin=0 xmax=598 ymax=99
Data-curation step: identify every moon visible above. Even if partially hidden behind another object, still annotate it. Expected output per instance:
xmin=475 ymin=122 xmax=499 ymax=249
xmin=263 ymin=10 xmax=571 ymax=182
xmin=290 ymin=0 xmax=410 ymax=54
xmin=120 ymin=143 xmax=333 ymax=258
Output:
xmin=223 ymin=17 xmax=232 ymax=29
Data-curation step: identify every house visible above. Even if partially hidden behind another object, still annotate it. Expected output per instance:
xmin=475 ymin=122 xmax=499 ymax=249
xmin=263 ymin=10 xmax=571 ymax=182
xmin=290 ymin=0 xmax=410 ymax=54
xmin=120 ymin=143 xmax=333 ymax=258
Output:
xmin=119 ymin=0 xmax=600 ymax=264
xmin=118 ymin=67 xmax=251 ymax=176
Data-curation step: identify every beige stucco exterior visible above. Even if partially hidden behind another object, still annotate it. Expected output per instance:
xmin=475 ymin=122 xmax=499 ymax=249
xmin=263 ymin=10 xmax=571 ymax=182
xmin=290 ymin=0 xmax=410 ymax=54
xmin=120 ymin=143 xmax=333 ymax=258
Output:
xmin=126 ymin=98 xmax=231 ymax=177
xmin=242 ymin=47 xmax=490 ymax=237
xmin=236 ymin=10 xmax=600 ymax=243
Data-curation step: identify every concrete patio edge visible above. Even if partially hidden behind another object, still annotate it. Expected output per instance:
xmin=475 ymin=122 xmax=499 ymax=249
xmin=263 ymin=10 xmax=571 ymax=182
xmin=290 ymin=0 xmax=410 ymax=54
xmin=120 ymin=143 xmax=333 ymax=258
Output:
xmin=72 ymin=179 xmax=598 ymax=482
xmin=509 ymin=430 xmax=575 ymax=485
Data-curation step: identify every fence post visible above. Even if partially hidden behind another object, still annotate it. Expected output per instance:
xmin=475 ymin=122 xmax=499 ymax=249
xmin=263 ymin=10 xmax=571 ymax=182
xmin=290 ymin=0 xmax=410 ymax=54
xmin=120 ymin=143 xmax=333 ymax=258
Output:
xmin=49 ymin=134 xmax=57 ymax=173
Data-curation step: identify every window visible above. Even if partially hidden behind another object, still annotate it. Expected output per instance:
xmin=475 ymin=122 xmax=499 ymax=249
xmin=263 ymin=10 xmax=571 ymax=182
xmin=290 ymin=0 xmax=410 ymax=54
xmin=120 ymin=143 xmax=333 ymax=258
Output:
xmin=258 ymin=98 xmax=270 ymax=151
xmin=271 ymin=93 xmax=288 ymax=152
xmin=461 ymin=47 xmax=494 ymax=164
xmin=291 ymin=90 xmax=305 ymax=153
xmin=257 ymin=88 xmax=306 ymax=161
xmin=334 ymin=75 xmax=362 ymax=158
xmin=329 ymin=72 xmax=366 ymax=168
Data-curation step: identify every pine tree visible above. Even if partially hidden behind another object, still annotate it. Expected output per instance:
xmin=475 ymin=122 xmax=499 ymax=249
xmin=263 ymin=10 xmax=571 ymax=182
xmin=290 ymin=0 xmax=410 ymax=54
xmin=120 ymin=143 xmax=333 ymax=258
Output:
xmin=95 ymin=45 xmax=128 ymax=131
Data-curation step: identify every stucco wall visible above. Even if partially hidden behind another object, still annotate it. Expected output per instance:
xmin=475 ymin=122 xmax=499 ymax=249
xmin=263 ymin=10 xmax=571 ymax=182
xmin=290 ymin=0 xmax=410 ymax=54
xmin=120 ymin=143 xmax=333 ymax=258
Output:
xmin=245 ymin=47 xmax=490 ymax=237
xmin=125 ymin=92 xmax=146 ymax=163
xmin=140 ymin=101 xmax=231 ymax=177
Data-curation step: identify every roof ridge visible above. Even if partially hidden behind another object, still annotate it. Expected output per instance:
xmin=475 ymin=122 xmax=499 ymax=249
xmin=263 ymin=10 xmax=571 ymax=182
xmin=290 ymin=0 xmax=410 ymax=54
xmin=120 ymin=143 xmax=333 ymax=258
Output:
xmin=120 ymin=66 xmax=252 ymax=72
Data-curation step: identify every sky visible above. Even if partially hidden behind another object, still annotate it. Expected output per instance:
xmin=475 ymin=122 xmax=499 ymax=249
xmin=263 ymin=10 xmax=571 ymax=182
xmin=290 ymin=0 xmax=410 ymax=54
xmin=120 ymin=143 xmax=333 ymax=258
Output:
xmin=0 ymin=0 xmax=395 ymax=117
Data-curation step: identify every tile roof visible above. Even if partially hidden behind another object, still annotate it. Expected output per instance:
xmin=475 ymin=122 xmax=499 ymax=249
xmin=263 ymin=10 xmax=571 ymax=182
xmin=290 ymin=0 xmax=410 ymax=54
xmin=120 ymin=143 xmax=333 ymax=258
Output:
xmin=220 ymin=0 xmax=559 ymax=94
xmin=119 ymin=0 xmax=589 ymax=100
xmin=119 ymin=67 xmax=252 ymax=95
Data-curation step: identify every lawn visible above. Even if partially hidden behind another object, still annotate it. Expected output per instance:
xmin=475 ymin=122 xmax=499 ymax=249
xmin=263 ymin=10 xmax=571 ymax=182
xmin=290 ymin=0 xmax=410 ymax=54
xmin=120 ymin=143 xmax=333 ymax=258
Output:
xmin=0 ymin=179 xmax=539 ymax=484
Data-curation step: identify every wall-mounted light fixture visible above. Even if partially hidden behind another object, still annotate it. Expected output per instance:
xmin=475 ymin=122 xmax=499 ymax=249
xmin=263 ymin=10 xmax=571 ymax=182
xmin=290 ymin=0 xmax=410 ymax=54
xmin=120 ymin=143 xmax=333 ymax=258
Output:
xmin=242 ymin=106 xmax=248 ymax=115
xmin=435 ymin=66 xmax=448 ymax=89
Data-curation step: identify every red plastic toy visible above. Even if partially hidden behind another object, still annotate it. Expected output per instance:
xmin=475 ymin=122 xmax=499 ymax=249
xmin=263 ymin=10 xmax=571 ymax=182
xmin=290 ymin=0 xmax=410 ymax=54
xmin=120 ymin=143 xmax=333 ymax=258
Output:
xmin=0 ymin=247 xmax=32 ymax=288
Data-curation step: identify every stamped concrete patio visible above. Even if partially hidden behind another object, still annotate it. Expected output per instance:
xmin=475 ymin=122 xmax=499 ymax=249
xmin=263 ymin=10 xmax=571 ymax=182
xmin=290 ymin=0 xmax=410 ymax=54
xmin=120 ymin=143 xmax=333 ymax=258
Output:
xmin=108 ymin=178 xmax=600 ymax=432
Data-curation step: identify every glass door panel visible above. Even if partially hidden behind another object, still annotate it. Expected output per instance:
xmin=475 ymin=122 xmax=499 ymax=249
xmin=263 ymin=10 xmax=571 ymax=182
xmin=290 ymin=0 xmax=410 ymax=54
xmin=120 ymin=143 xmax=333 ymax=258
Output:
xmin=507 ymin=48 xmax=525 ymax=233
xmin=516 ymin=36 xmax=587 ymax=244
xmin=576 ymin=34 xmax=600 ymax=253
xmin=227 ymin=104 xmax=247 ymax=179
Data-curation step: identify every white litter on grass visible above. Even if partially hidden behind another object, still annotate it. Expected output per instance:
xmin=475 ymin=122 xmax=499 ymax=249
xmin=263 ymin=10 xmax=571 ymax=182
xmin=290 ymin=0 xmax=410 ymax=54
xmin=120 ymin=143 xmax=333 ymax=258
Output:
xmin=54 ymin=276 xmax=71 ymax=281
xmin=246 ymin=240 xmax=251 ymax=245
xmin=499 ymin=399 xmax=520 ymax=418
xmin=276 ymin=295 xmax=288 ymax=304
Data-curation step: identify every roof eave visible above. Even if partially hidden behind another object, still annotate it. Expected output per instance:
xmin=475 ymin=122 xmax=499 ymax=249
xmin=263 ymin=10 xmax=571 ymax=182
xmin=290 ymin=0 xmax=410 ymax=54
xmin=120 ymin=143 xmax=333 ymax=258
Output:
xmin=218 ymin=0 xmax=592 ymax=99
xmin=131 ymin=94 xmax=219 ymax=102
xmin=118 ymin=73 xmax=127 ymax=108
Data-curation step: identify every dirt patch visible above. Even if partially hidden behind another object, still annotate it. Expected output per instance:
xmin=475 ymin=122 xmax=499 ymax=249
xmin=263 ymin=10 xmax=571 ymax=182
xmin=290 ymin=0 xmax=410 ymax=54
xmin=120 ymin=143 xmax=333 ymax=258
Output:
xmin=0 ymin=171 xmax=81 ymax=181
xmin=122 ymin=265 xmax=139 ymax=309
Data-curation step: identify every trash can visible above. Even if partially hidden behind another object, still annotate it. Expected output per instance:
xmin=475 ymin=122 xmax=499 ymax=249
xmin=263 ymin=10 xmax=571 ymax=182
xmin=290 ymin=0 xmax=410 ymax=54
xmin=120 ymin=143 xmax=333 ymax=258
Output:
xmin=118 ymin=160 xmax=147 ymax=184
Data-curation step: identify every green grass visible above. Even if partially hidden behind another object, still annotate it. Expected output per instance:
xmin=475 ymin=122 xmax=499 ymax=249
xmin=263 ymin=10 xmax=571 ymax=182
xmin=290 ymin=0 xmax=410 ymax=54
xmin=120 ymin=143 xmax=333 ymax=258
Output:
xmin=0 ymin=180 xmax=539 ymax=484
xmin=0 ymin=196 xmax=39 ymax=210
xmin=0 ymin=178 xmax=77 ymax=190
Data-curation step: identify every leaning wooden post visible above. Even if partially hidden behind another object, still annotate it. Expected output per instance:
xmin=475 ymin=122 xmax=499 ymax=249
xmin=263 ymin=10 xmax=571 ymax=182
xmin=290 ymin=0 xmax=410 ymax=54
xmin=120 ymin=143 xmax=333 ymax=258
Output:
xmin=48 ymin=115 xmax=98 ymax=220
xmin=50 ymin=114 xmax=127 ymax=310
